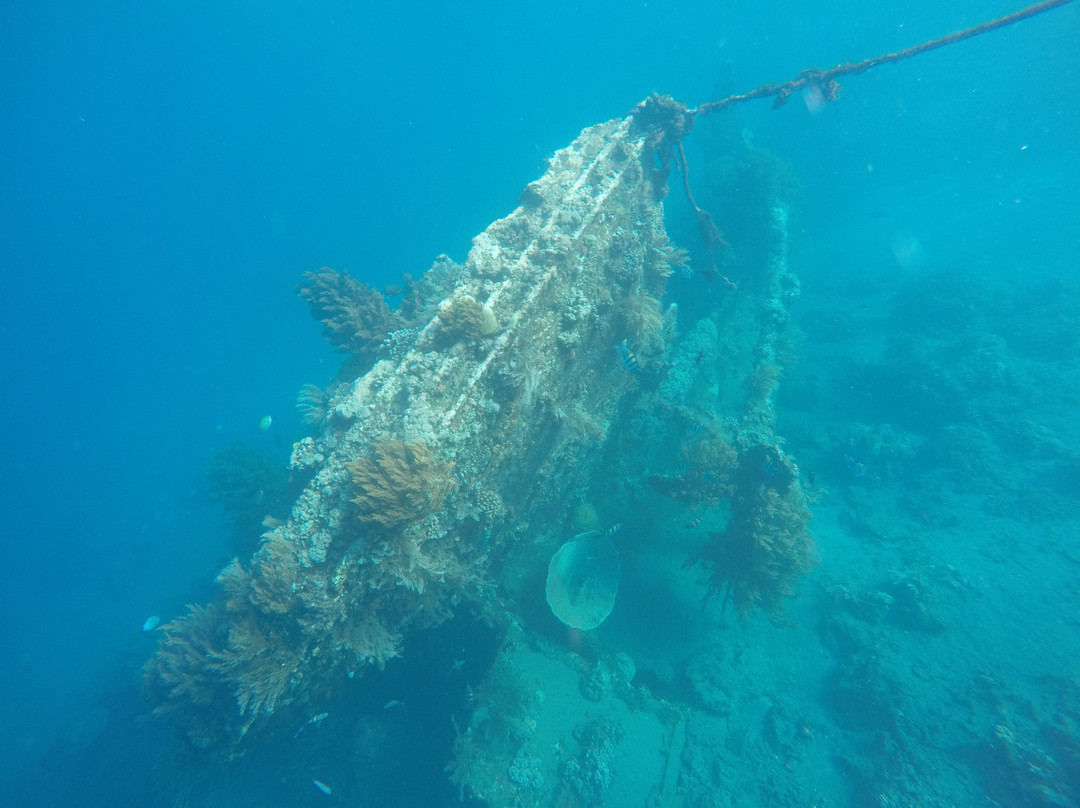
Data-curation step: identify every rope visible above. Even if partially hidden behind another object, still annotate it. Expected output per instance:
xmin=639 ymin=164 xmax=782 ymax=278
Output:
xmin=673 ymin=141 xmax=738 ymax=289
xmin=693 ymin=0 xmax=1075 ymax=117
xmin=632 ymin=0 xmax=1073 ymax=274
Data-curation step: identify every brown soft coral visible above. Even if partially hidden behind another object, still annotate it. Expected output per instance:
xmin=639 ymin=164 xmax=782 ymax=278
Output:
xmin=348 ymin=439 xmax=455 ymax=529
xmin=297 ymin=267 xmax=405 ymax=372
xmin=142 ymin=603 xmax=239 ymax=748
xmin=694 ymin=444 xmax=816 ymax=620
xmin=143 ymin=556 xmax=310 ymax=746
xmin=436 ymin=295 xmax=499 ymax=342
xmin=648 ymin=433 xmax=737 ymax=504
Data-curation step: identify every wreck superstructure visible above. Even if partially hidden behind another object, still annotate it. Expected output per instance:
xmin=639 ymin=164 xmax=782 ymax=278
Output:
xmin=145 ymin=96 xmax=814 ymax=802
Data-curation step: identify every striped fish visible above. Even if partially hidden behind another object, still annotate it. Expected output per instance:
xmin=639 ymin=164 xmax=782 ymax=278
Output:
xmin=616 ymin=339 xmax=640 ymax=374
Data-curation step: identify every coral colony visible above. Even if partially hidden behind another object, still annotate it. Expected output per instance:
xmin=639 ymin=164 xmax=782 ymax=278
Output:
xmin=144 ymin=96 xmax=815 ymax=800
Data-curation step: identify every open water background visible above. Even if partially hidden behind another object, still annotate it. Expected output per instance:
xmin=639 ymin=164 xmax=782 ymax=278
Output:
xmin=1 ymin=0 xmax=1077 ymax=804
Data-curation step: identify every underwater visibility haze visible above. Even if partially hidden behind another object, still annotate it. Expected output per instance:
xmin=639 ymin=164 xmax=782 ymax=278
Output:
xmin=1 ymin=0 xmax=1079 ymax=806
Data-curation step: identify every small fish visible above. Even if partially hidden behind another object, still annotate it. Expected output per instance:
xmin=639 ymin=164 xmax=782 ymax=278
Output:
xmin=694 ymin=349 xmax=705 ymax=366
xmin=762 ymin=457 xmax=779 ymax=476
xmin=383 ymin=699 xmax=406 ymax=710
xmin=680 ymin=264 xmax=695 ymax=279
xmin=258 ymin=414 xmax=273 ymax=431
xmin=616 ymin=340 xmax=640 ymax=374
xmin=808 ymin=469 xmax=816 ymax=487
xmin=844 ymin=454 xmax=866 ymax=478
xmin=294 ymin=711 xmax=329 ymax=737
xmin=141 ymin=615 xmax=161 ymax=632
xmin=312 ymin=779 xmax=332 ymax=796
xmin=686 ymin=515 xmax=703 ymax=529
xmin=605 ymin=523 xmax=622 ymax=536
xmin=673 ymin=460 xmax=692 ymax=476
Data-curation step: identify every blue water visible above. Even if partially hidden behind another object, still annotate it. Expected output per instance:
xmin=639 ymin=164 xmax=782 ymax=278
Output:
xmin=2 ymin=0 xmax=1077 ymax=805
